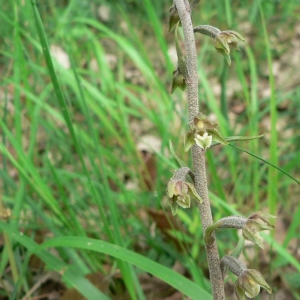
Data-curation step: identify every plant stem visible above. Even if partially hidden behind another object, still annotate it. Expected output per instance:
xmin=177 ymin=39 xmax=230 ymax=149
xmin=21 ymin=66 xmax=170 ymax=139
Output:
xmin=174 ymin=1 xmax=225 ymax=299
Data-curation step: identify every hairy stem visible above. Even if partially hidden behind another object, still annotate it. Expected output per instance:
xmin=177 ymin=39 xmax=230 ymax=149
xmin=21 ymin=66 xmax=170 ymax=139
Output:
xmin=174 ymin=0 xmax=225 ymax=299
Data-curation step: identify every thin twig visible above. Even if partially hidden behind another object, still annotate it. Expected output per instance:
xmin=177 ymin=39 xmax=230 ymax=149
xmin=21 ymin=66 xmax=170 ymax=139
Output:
xmin=173 ymin=1 xmax=225 ymax=299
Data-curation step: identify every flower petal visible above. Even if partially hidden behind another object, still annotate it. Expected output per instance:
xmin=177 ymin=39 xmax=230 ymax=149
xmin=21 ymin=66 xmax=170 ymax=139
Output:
xmin=194 ymin=133 xmax=212 ymax=149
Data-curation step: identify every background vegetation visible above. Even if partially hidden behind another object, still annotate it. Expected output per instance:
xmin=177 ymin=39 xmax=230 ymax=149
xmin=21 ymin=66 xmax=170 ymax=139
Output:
xmin=1 ymin=0 xmax=300 ymax=299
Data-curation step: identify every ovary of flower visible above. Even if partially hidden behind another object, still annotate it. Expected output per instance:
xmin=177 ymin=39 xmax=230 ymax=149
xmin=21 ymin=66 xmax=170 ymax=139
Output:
xmin=194 ymin=132 xmax=212 ymax=149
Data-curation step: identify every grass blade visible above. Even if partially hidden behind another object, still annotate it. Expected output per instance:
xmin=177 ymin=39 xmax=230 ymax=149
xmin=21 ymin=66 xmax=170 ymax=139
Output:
xmin=38 ymin=236 xmax=213 ymax=299
xmin=258 ymin=0 xmax=278 ymax=216
xmin=0 ymin=222 xmax=110 ymax=300
xmin=228 ymin=144 xmax=300 ymax=185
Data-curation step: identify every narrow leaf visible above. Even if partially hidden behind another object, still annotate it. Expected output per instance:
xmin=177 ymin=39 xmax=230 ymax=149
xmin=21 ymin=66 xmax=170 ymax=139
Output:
xmin=229 ymin=144 xmax=300 ymax=185
xmin=37 ymin=236 xmax=213 ymax=299
xmin=211 ymin=134 xmax=265 ymax=147
xmin=225 ymin=134 xmax=265 ymax=143
xmin=0 ymin=223 xmax=110 ymax=300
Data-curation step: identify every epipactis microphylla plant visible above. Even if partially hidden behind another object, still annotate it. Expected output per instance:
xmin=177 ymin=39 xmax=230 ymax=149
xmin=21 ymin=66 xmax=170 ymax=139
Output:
xmin=166 ymin=1 xmax=276 ymax=299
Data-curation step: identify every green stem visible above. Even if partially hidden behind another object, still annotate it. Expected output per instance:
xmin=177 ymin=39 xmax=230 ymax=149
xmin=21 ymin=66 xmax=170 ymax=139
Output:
xmin=204 ymin=221 xmax=222 ymax=245
xmin=231 ymin=237 xmax=245 ymax=258
xmin=174 ymin=1 xmax=225 ymax=298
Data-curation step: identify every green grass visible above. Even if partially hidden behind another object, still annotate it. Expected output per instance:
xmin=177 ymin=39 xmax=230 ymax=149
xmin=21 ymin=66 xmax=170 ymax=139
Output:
xmin=1 ymin=0 xmax=300 ymax=299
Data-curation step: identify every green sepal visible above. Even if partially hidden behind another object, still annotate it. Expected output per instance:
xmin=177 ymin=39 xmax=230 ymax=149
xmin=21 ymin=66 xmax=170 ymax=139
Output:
xmin=225 ymin=30 xmax=245 ymax=43
xmin=214 ymin=33 xmax=230 ymax=55
xmin=207 ymin=128 xmax=228 ymax=145
xmin=235 ymin=284 xmax=246 ymax=300
xmin=242 ymin=226 xmax=264 ymax=248
xmin=188 ymin=183 xmax=202 ymax=203
xmin=184 ymin=130 xmax=195 ymax=152
xmin=175 ymin=24 xmax=188 ymax=77
xmin=171 ymin=25 xmax=188 ymax=93
xmin=176 ymin=194 xmax=191 ymax=208
xmin=169 ymin=5 xmax=180 ymax=32
xmin=171 ymin=71 xmax=186 ymax=93
xmin=247 ymin=219 xmax=274 ymax=231
xmin=247 ymin=270 xmax=272 ymax=295
xmin=170 ymin=201 xmax=179 ymax=216
xmin=224 ymin=53 xmax=231 ymax=66
xmin=167 ymin=180 xmax=176 ymax=199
